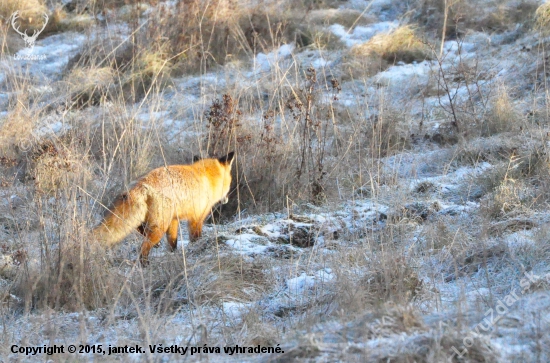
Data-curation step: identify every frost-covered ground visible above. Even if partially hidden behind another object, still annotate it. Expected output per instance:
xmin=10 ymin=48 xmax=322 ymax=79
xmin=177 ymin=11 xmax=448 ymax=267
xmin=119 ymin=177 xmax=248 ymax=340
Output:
xmin=1 ymin=0 xmax=550 ymax=362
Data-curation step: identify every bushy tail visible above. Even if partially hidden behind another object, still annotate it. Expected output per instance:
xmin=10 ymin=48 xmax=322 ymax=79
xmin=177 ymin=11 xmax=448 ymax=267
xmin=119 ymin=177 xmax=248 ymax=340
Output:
xmin=93 ymin=186 xmax=148 ymax=248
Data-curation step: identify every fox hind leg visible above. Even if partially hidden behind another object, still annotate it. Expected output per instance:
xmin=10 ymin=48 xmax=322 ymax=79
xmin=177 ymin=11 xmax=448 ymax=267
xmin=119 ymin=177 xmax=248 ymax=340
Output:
xmin=166 ymin=219 xmax=179 ymax=252
xmin=139 ymin=226 xmax=164 ymax=266
xmin=137 ymin=223 xmax=147 ymax=236
xmin=138 ymin=222 xmax=161 ymax=249
xmin=139 ymin=198 xmax=174 ymax=265
xmin=188 ymin=211 xmax=209 ymax=242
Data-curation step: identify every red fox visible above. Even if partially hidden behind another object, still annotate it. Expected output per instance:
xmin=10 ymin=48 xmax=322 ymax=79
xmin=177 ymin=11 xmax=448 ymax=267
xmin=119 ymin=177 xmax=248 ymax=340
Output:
xmin=93 ymin=152 xmax=234 ymax=265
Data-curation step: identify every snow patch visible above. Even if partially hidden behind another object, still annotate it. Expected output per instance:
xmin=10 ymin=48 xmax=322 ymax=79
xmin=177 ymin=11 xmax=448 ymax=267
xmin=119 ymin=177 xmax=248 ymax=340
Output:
xmin=329 ymin=21 xmax=398 ymax=47
xmin=286 ymin=268 xmax=334 ymax=295
xmin=254 ymin=43 xmax=295 ymax=72
xmin=311 ymin=57 xmax=330 ymax=68
xmin=225 ymin=234 xmax=269 ymax=255
xmin=10 ymin=32 xmax=87 ymax=80
xmin=375 ymin=61 xmax=431 ymax=89
xmin=222 ymin=301 xmax=252 ymax=320
xmin=443 ymin=40 xmax=476 ymax=55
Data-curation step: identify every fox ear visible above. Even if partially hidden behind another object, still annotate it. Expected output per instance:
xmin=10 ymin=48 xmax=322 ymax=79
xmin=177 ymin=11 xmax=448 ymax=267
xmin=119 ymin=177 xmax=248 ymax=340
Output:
xmin=218 ymin=151 xmax=235 ymax=166
xmin=193 ymin=155 xmax=201 ymax=163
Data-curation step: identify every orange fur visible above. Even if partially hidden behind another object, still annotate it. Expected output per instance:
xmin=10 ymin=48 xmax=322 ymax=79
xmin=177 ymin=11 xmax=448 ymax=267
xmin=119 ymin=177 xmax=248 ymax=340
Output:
xmin=93 ymin=152 xmax=234 ymax=265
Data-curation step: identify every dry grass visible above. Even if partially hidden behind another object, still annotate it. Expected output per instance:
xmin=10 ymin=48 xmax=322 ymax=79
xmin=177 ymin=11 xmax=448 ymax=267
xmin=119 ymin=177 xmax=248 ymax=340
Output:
xmin=277 ymin=305 xmax=500 ymax=362
xmin=64 ymin=36 xmax=153 ymax=105
xmin=0 ymin=0 xmax=47 ymax=23
xmin=62 ymin=66 xmax=115 ymax=108
xmin=30 ymin=140 xmax=93 ymax=193
xmin=343 ymin=25 xmax=430 ymax=80
xmin=0 ymin=100 xmax=36 ymax=158
xmin=365 ymin=108 xmax=410 ymax=159
xmin=414 ymin=0 xmax=539 ymax=38
xmin=471 ymin=145 xmax=550 ymax=220
xmin=4 ymin=176 xmax=120 ymax=311
xmin=481 ymin=84 xmax=521 ymax=136
xmin=483 ymin=1 xmax=539 ymax=32
xmin=12 ymin=241 xmax=120 ymax=311
xmin=142 ymin=0 xmax=309 ymax=74
xmin=480 ymin=178 xmax=532 ymax=219
xmin=420 ymin=217 xmax=463 ymax=251
xmin=306 ymin=8 xmax=374 ymax=28
xmin=45 ymin=9 xmax=96 ymax=33
xmin=59 ymin=0 xmax=312 ymax=104
xmin=318 ymin=222 xmax=422 ymax=319
xmin=536 ymin=1 xmax=550 ymax=30
xmin=0 ymin=0 xmax=68 ymax=53
xmin=341 ymin=51 xmax=388 ymax=81
xmin=351 ymin=25 xmax=430 ymax=65
xmin=198 ymin=67 xmax=356 ymax=213
xmin=1 ymin=0 xmax=550 ymax=360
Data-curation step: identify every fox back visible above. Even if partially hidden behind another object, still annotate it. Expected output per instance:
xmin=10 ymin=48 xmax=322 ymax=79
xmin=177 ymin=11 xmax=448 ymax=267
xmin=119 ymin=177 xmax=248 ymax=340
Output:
xmin=139 ymin=154 xmax=234 ymax=219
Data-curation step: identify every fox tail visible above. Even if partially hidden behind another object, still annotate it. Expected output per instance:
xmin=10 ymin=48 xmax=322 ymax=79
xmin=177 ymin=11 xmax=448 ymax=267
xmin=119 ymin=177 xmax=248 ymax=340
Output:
xmin=93 ymin=185 xmax=148 ymax=248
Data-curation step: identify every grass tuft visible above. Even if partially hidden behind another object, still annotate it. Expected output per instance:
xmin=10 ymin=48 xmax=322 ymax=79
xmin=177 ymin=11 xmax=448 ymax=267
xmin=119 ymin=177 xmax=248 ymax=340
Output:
xmin=350 ymin=25 xmax=430 ymax=65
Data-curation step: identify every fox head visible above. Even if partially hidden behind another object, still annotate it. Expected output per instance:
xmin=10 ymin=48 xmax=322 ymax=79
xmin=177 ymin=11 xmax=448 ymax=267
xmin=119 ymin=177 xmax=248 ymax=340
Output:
xmin=217 ymin=151 xmax=235 ymax=204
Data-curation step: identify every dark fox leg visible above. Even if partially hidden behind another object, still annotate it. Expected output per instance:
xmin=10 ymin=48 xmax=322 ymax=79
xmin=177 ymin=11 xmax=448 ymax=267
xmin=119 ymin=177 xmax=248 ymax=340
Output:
xmin=188 ymin=219 xmax=202 ymax=241
xmin=138 ymin=222 xmax=160 ymax=249
xmin=140 ymin=227 xmax=164 ymax=266
xmin=137 ymin=223 xmax=147 ymax=236
xmin=166 ymin=219 xmax=179 ymax=252
xmin=188 ymin=212 xmax=208 ymax=242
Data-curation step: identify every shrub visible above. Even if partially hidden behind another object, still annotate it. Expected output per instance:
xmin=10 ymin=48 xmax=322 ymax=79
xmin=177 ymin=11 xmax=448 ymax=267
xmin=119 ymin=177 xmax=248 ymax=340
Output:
xmin=414 ymin=0 xmax=539 ymax=39
xmin=200 ymin=68 xmax=348 ymax=215
xmin=350 ymin=25 xmax=430 ymax=65
xmin=145 ymin=0 xmax=309 ymax=74
xmin=481 ymin=84 xmax=520 ymax=136
xmin=536 ymin=1 xmax=550 ymax=31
